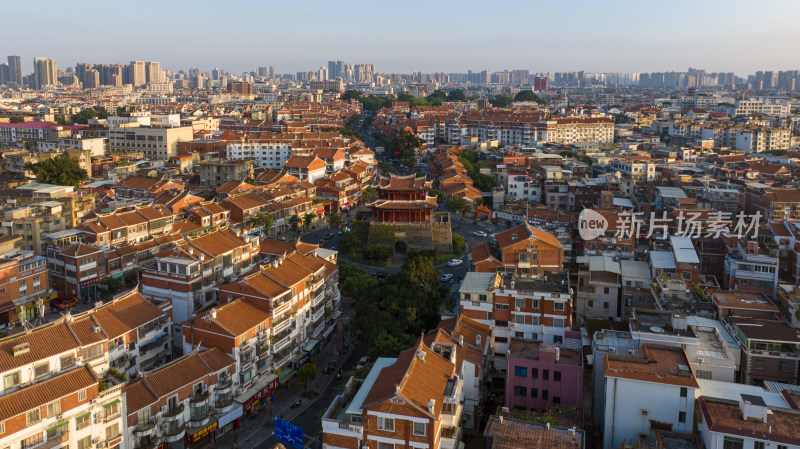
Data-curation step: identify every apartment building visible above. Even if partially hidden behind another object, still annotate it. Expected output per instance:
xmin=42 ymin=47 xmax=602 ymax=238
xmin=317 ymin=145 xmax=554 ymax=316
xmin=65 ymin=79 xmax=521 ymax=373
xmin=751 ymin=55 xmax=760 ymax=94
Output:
xmin=124 ymin=348 xmax=238 ymax=449
xmin=471 ymin=223 xmax=564 ymax=276
xmin=113 ymin=176 xmax=185 ymax=201
xmin=459 ymin=271 xmax=573 ymax=372
xmin=484 ymin=414 xmax=585 ymax=449
xmin=282 ymin=156 xmax=327 ymax=183
xmin=181 ymin=299 xmax=280 ymax=416
xmin=538 ymin=117 xmax=614 ymax=144
xmin=197 ymin=159 xmax=255 ymax=188
xmin=140 ymin=228 xmax=261 ymax=324
xmin=724 ymin=98 xmax=791 ymax=116
xmin=575 ymin=255 xmax=621 ymax=321
xmin=724 ymin=317 xmax=800 ymax=385
xmin=74 ymin=204 xmax=176 ymax=247
xmin=603 ymin=344 xmax=698 ymax=449
xmin=107 ymin=124 xmax=193 ymax=159
xmin=506 ymin=337 xmax=583 ymax=412
xmin=610 ymin=159 xmax=656 ymax=181
xmin=0 ymin=250 xmax=52 ymax=327
xmin=225 ymin=141 xmax=293 ymax=169
xmin=698 ymin=394 xmax=800 ymax=449
xmin=0 ymin=202 xmax=67 ymax=254
xmin=724 ymin=241 xmax=779 ymax=298
xmin=747 ymin=188 xmax=800 ymax=222
xmin=506 ymin=173 xmax=541 ymax=203
xmin=321 ymin=341 xmax=464 ymax=449
xmin=217 ymin=250 xmax=340 ymax=373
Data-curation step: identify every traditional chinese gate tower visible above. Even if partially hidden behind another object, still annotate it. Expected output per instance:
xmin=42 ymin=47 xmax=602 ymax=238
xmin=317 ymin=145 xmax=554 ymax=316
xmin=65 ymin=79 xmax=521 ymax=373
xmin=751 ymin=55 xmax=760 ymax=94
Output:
xmin=367 ymin=174 xmax=453 ymax=253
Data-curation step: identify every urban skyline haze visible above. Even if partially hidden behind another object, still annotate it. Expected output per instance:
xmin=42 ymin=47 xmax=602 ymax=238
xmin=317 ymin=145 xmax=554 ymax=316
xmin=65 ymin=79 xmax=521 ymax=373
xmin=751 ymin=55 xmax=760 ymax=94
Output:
xmin=2 ymin=0 xmax=799 ymax=75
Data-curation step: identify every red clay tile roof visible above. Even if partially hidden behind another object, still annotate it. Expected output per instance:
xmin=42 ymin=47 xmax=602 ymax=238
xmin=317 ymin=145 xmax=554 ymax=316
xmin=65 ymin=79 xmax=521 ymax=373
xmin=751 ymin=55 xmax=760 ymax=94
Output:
xmin=605 ymin=344 xmax=698 ymax=388
xmin=0 ymin=365 xmax=97 ymax=422
xmin=699 ymin=396 xmax=800 ymax=446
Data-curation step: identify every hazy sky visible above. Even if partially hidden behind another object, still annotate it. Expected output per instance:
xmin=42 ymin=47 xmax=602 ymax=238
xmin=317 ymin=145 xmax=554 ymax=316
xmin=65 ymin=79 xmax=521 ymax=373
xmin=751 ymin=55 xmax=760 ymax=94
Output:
xmin=3 ymin=0 xmax=799 ymax=76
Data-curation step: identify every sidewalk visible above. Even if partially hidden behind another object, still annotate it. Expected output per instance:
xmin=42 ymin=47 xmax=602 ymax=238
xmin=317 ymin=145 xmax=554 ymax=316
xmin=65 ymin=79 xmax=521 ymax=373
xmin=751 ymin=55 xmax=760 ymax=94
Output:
xmin=206 ymin=307 xmax=355 ymax=449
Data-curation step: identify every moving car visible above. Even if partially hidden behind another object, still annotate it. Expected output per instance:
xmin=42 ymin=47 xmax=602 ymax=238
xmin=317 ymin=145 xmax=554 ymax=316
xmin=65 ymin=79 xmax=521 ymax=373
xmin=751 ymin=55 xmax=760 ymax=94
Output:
xmin=440 ymin=273 xmax=453 ymax=282
xmin=448 ymin=258 xmax=463 ymax=267
xmin=52 ymin=297 xmax=78 ymax=311
xmin=473 ymin=231 xmax=488 ymax=237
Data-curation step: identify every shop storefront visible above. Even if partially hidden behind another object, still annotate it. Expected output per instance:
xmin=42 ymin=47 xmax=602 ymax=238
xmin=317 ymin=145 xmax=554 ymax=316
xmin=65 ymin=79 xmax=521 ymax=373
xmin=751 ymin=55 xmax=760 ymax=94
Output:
xmin=238 ymin=374 xmax=280 ymax=420
xmin=215 ymin=404 xmax=244 ymax=438
xmin=187 ymin=421 xmax=218 ymax=445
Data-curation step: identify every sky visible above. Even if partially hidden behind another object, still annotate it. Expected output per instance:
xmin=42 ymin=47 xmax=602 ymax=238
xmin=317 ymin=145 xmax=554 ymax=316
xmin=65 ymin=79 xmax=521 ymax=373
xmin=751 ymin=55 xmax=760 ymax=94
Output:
xmin=2 ymin=0 xmax=799 ymax=76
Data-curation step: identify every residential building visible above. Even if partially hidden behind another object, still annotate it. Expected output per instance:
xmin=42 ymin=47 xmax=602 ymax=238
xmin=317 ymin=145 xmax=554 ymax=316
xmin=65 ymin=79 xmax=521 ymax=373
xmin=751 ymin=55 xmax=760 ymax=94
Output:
xmin=0 ymin=250 xmax=52 ymax=328
xmin=506 ymin=338 xmax=584 ymax=412
xmin=603 ymin=344 xmax=698 ymax=449
xmin=107 ymin=124 xmax=193 ymax=159
xmin=575 ymin=255 xmax=621 ymax=321
xmin=724 ymin=317 xmax=800 ymax=385
xmin=471 ymin=223 xmax=564 ymax=277
xmin=711 ymin=291 xmax=780 ymax=320
xmin=123 ymin=348 xmax=238 ymax=449
xmin=197 ymin=159 xmax=255 ymax=188
xmin=0 ymin=202 xmax=68 ymax=254
xmin=225 ymin=141 xmax=293 ymax=169
xmin=698 ymin=394 xmax=800 ymax=449
xmin=282 ymin=156 xmax=327 ymax=183
xmin=724 ymin=241 xmax=779 ymax=297
xmin=484 ymin=414 xmax=585 ymax=449
xmin=321 ymin=341 xmax=464 ymax=449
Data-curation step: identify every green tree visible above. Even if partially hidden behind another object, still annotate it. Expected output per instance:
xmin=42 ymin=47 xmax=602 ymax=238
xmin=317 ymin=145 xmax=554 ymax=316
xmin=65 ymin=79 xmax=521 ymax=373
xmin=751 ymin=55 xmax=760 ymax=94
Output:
xmin=396 ymin=93 xmax=414 ymax=102
xmin=378 ymin=162 xmax=392 ymax=177
xmin=288 ymin=215 xmax=301 ymax=233
xmin=70 ymin=107 xmax=109 ymax=124
xmin=372 ymin=330 xmax=412 ymax=358
xmin=446 ymin=89 xmax=466 ymax=101
xmin=429 ymin=189 xmax=446 ymax=202
xmin=490 ymin=94 xmax=514 ymax=108
xmin=9 ymin=117 xmax=24 ymax=123
xmin=328 ymin=213 xmax=343 ymax=227
xmin=452 ymin=234 xmax=466 ymax=254
xmin=446 ymin=197 xmax=469 ymax=216
xmin=24 ymin=156 xmax=89 ymax=188
xmin=115 ymin=106 xmax=127 ymax=115
xmin=361 ymin=187 xmax=378 ymax=203
xmin=248 ymin=212 xmax=274 ymax=234
xmin=366 ymin=244 xmax=390 ymax=261
xmin=338 ymin=231 xmax=361 ymax=255
xmin=303 ymin=212 xmax=315 ymax=229
xmin=514 ymin=90 xmax=546 ymax=105
xmin=298 ymin=363 xmax=318 ymax=390
xmin=98 ymin=276 xmax=124 ymax=295
xmin=341 ymin=90 xmax=363 ymax=101
xmin=389 ymin=130 xmax=424 ymax=162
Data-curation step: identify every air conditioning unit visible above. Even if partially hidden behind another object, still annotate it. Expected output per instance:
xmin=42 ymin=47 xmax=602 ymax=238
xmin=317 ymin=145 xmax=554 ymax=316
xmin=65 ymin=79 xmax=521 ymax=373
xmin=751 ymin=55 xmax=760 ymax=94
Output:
xmin=608 ymin=347 xmax=616 ymax=353
xmin=698 ymin=357 xmax=704 ymax=364
xmin=627 ymin=349 xmax=635 ymax=356
xmin=92 ymin=437 xmax=101 ymax=444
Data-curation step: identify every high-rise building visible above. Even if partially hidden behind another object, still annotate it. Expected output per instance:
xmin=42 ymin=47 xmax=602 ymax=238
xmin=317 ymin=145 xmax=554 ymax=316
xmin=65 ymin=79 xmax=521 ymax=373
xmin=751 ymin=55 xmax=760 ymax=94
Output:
xmin=0 ymin=63 xmax=8 ymax=85
xmin=7 ymin=55 xmax=22 ymax=85
xmin=32 ymin=57 xmax=57 ymax=89
xmin=268 ymin=65 xmax=275 ymax=78
xmin=126 ymin=60 xmax=146 ymax=86
xmin=328 ymin=60 xmax=336 ymax=79
xmin=318 ymin=66 xmax=328 ymax=81
xmin=145 ymin=61 xmax=163 ymax=83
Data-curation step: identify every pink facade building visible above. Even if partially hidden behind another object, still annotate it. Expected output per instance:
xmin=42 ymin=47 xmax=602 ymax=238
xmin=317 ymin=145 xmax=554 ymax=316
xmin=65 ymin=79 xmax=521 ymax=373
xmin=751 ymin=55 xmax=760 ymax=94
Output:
xmin=505 ymin=337 xmax=584 ymax=412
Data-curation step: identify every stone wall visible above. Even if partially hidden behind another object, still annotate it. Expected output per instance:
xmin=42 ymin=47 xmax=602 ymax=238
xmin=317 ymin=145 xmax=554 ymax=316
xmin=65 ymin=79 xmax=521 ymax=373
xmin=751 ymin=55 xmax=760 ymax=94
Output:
xmin=367 ymin=212 xmax=453 ymax=254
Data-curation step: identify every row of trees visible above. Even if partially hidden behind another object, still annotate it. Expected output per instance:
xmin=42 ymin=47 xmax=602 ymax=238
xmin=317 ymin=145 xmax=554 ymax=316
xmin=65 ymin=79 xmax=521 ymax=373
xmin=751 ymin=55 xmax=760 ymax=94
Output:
xmin=24 ymin=157 xmax=88 ymax=188
xmin=458 ymin=149 xmax=496 ymax=191
xmin=340 ymin=256 xmax=448 ymax=357
xmin=341 ymin=89 xmax=469 ymax=112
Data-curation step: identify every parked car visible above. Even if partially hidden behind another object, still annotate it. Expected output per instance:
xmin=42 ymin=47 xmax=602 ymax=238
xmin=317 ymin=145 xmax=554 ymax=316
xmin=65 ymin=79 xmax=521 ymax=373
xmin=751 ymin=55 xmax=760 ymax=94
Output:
xmin=473 ymin=231 xmax=488 ymax=237
xmin=448 ymin=258 xmax=463 ymax=267
xmin=440 ymin=273 xmax=453 ymax=282
xmin=356 ymin=356 xmax=371 ymax=369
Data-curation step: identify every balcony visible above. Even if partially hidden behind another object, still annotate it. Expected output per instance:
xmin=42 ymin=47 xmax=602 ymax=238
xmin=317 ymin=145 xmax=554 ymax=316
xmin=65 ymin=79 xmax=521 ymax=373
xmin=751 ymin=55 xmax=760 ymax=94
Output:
xmin=214 ymin=376 xmax=233 ymax=394
xmin=163 ymin=403 xmax=184 ymax=420
xmin=133 ymin=419 xmax=158 ymax=438
xmin=162 ymin=421 xmax=186 ymax=443
xmin=214 ymin=395 xmax=236 ymax=414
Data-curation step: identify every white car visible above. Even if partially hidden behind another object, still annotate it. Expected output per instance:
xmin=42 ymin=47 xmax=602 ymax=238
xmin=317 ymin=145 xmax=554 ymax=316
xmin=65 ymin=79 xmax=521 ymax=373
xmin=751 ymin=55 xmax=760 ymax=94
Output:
xmin=473 ymin=231 xmax=488 ymax=237
xmin=448 ymin=258 xmax=463 ymax=267
xmin=356 ymin=356 xmax=370 ymax=369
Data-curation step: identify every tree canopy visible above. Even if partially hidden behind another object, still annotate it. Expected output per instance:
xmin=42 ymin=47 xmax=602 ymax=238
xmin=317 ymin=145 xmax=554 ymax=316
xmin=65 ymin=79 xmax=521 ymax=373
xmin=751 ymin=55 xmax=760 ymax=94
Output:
xmin=70 ymin=107 xmax=109 ymax=124
xmin=340 ymin=257 xmax=447 ymax=358
xmin=446 ymin=89 xmax=466 ymax=101
xmin=489 ymin=94 xmax=514 ymax=108
xmin=341 ymin=90 xmax=363 ymax=101
xmin=361 ymin=187 xmax=378 ymax=203
xmin=24 ymin=156 xmax=88 ymax=188
xmin=514 ymin=90 xmax=546 ymax=105
xmin=248 ymin=212 xmax=274 ymax=234
xmin=390 ymin=130 xmax=424 ymax=166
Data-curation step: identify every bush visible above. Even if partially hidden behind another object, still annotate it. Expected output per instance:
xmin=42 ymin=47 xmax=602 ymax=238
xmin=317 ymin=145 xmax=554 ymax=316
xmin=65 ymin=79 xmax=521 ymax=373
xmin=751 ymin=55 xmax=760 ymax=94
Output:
xmin=408 ymin=248 xmax=437 ymax=259
xmin=366 ymin=244 xmax=390 ymax=261
xmin=452 ymin=234 xmax=466 ymax=254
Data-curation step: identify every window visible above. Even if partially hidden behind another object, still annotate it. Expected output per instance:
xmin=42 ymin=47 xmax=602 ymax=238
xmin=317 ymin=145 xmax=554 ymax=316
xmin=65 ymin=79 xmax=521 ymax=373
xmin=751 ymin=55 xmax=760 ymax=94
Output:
xmin=515 ymin=315 xmax=525 ymax=324
xmin=377 ymin=417 xmax=394 ymax=432
xmin=753 ymin=442 xmax=764 ymax=449
xmin=34 ymin=362 xmax=49 ymax=379
xmin=378 ymin=443 xmax=394 ymax=449
xmin=532 ymin=299 xmax=539 ymax=309
xmin=696 ymin=370 xmax=712 ymax=380
xmin=515 ymin=298 xmax=526 ymax=308
xmin=515 ymin=331 xmax=525 ymax=338
xmin=413 ymin=422 xmax=426 ymax=437
xmin=47 ymin=400 xmax=61 ymax=418
xmin=515 ymin=366 xmax=528 ymax=377
xmin=554 ymin=371 xmax=561 ymax=382
xmin=27 ymin=408 xmax=40 ymax=426
xmin=4 ymin=371 xmax=20 ymax=389
xmin=778 ymin=361 xmax=789 ymax=372
xmin=722 ymin=437 xmax=743 ymax=449
xmin=514 ymin=386 xmax=527 ymax=396
xmin=531 ymin=368 xmax=538 ymax=379
xmin=543 ymin=370 xmax=549 ymax=381
xmin=542 ymin=390 xmax=549 ymax=400
xmin=76 ymin=413 xmax=91 ymax=430
xmin=106 ymin=423 xmax=120 ymax=440
xmin=753 ymin=359 xmax=765 ymax=370
xmin=60 ymin=354 xmax=76 ymax=370
xmin=680 ymin=387 xmax=687 ymax=398
xmin=553 ymin=318 xmax=565 ymax=328
xmin=554 ymin=303 xmax=564 ymax=311
xmin=679 ymin=411 xmax=686 ymax=423
xmin=0 ymin=421 xmax=3 ymax=434
xmin=553 ymin=396 xmax=561 ymax=405
xmin=531 ymin=388 xmax=538 ymax=398
xmin=604 ymin=287 xmax=610 ymax=294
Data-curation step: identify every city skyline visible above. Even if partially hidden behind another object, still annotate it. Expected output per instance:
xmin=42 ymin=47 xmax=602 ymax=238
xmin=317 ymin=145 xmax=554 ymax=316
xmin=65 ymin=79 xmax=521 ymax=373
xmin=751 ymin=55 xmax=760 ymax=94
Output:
xmin=2 ymin=0 xmax=799 ymax=75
